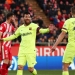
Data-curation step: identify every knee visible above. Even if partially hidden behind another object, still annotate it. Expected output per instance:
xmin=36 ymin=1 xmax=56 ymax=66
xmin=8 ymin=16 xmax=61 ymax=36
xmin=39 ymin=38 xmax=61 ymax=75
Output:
xmin=18 ymin=65 xmax=24 ymax=70
xmin=28 ymin=67 xmax=34 ymax=72
xmin=62 ymin=63 xmax=70 ymax=71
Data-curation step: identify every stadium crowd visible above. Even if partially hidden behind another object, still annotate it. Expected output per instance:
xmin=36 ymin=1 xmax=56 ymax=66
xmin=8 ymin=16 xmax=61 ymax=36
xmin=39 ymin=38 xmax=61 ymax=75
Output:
xmin=0 ymin=0 xmax=73 ymax=46
xmin=36 ymin=0 xmax=75 ymax=45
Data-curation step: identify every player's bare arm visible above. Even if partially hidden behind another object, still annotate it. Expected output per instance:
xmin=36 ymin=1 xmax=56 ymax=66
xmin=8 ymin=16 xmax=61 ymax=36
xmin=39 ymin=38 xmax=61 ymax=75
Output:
xmin=51 ymin=31 xmax=66 ymax=52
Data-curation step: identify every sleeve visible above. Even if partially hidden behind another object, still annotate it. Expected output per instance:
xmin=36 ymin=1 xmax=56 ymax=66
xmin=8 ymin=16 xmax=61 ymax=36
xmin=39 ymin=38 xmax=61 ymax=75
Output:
xmin=34 ymin=24 xmax=39 ymax=29
xmin=3 ymin=27 xmax=20 ymax=41
xmin=0 ymin=23 xmax=6 ymax=33
xmin=62 ymin=20 xmax=70 ymax=33
xmin=39 ymin=28 xmax=50 ymax=34
xmin=35 ymin=24 xmax=50 ymax=34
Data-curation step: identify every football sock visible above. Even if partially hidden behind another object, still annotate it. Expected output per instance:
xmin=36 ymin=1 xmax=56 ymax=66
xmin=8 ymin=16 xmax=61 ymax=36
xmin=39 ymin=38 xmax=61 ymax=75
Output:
xmin=7 ymin=64 xmax=10 ymax=68
xmin=6 ymin=64 xmax=11 ymax=75
xmin=17 ymin=70 xmax=23 ymax=75
xmin=62 ymin=71 xmax=69 ymax=75
xmin=32 ymin=69 xmax=37 ymax=75
xmin=1 ymin=63 xmax=8 ymax=75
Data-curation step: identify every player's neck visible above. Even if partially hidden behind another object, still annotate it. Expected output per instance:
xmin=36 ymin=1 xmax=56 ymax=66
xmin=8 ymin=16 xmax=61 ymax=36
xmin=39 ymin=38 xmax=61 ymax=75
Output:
xmin=24 ymin=22 xmax=31 ymax=26
xmin=6 ymin=20 xmax=11 ymax=24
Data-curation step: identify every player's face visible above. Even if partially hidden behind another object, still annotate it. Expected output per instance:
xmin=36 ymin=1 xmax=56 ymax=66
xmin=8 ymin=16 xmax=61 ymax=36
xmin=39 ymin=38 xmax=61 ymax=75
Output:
xmin=24 ymin=14 xmax=31 ymax=25
xmin=11 ymin=15 xmax=15 ymax=22
xmin=9 ymin=15 xmax=15 ymax=23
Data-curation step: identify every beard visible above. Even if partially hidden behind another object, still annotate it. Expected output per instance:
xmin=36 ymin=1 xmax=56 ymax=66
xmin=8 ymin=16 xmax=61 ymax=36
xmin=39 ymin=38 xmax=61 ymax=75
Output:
xmin=24 ymin=20 xmax=31 ymax=25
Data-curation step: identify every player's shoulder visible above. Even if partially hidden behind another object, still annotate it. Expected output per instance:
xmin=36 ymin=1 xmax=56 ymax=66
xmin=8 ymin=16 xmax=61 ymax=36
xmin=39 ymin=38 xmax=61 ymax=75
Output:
xmin=31 ymin=22 xmax=37 ymax=25
xmin=30 ymin=22 xmax=39 ymax=27
xmin=64 ymin=18 xmax=73 ymax=24
xmin=66 ymin=18 xmax=74 ymax=22
xmin=0 ymin=22 xmax=7 ymax=28
xmin=18 ymin=24 xmax=24 ymax=28
xmin=1 ymin=22 xmax=6 ymax=26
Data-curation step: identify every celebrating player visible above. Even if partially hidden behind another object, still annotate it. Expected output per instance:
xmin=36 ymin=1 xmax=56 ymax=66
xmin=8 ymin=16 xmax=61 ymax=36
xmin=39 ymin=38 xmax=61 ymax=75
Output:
xmin=0 ymin=12 xmax=16 ymax=75
xmin=0 ymin=12 xmax=54 ymax=75
xmin=51 ymin=6 xmax=75 ymax=75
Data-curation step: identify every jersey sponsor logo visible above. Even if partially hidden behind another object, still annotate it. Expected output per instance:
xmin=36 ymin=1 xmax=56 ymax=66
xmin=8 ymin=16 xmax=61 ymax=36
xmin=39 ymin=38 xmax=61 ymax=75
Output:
xmin=8 ymin=56 xmax=17 ymax=70
xmin=6 ymin=32 xmax=12 ymax=35
xmin=4 ymin=31 xmax=12 ymax=35
xmin=21 ymin=32 xmax=32 ymax=36
xmin=29 ymin=27 xmax=32 ymax=30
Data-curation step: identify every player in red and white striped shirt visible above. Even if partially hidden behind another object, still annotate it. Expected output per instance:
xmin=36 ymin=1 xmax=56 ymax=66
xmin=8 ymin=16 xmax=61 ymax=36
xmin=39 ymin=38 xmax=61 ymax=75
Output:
xmin=0 ymin=12 xmax=16 ymax=75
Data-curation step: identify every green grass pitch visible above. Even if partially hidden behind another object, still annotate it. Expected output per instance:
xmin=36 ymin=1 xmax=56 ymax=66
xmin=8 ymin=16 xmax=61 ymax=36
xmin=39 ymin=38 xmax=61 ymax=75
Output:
xmin=8 ymin=70 xmax=75 ymax=75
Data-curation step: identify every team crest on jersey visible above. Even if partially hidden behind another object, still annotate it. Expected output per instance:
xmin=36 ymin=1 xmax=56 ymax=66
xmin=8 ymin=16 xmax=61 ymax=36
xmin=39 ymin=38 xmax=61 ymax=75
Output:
xmin=29 ymin=27 xmax=32 ymax=30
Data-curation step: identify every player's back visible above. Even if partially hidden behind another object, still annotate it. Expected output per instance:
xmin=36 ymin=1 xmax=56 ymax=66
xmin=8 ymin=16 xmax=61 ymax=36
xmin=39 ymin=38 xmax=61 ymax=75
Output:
xmin=0 ymin=22 xmax=14 ymax=47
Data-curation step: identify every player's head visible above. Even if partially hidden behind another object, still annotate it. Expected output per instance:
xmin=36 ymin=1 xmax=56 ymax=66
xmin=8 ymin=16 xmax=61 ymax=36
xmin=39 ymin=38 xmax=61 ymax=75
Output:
xmin=23 ymin=12 xmax=31 ymax=25
xmin=71 ymin=6 xmax=75 ymax=16
xmin=6 ymin=12 xmax=15 ymax=22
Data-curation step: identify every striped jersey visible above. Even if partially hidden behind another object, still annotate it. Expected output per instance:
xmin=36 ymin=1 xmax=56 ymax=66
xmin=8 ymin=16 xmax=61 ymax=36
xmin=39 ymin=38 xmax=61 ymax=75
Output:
xmin=0 ymin=22 xmax=14 ymax=47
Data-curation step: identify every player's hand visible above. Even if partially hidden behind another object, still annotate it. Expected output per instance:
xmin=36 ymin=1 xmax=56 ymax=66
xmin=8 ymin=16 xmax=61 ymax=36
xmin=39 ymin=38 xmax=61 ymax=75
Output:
xmin=0 ymin=38 xmax=3 ymax=42
xmin=51 ymin=46 xmax=56 ymax=52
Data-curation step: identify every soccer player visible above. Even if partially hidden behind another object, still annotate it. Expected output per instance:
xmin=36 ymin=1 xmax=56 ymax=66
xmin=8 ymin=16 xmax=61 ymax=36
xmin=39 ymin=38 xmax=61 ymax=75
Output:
xmin=0 ymin=12 xmax=16 ymax=75
xmin=51 ymin=6 xmax=75 ymax=75
xmin=0 ymin=12 xmax=55 ymax=75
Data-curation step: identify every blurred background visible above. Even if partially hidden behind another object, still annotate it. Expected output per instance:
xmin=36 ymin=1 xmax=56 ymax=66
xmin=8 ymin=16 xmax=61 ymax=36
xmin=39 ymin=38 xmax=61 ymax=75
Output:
xmin=0 ymin=0 xmax=75 ymax=74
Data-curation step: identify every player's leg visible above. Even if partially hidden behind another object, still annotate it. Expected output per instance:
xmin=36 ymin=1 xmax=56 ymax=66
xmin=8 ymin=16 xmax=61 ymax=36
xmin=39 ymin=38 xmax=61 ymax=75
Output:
xmin=27 ymin=53 xmax=37 ymax=75
xmin=16 ymin=53 xmax=26 ymax=75
xmin=62 ymin=63 xmax=71 ymax=75
xmin=62 ymin=47 xmax=75 ymax=75
xmin=1 ymin=46 xmax=10 ymax=75
xmin=8 ymin=51 xmax=12 ymax=68
xmin=6 ymin=51 xmax=12 ymax=75
xmin=0 ymin=51 xmax=2 ymax=74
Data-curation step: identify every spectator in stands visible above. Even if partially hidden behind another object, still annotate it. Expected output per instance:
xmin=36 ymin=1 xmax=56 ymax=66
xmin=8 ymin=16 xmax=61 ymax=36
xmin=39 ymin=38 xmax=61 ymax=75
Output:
xmin=0 ymin=14 xmax=4 ymax=24
xmin=0 ymin=3 xmax=4 ymax=11
xmin=19 ymin=17 xmax=24 ymax=25
xmin=6 ymin=0 xmax=13 ymax=5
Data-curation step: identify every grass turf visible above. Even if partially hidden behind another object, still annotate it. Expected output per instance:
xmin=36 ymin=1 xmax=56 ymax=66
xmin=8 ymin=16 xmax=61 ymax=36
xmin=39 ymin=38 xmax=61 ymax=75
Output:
xmin=8 ymin=70 xmax=75 ymax=75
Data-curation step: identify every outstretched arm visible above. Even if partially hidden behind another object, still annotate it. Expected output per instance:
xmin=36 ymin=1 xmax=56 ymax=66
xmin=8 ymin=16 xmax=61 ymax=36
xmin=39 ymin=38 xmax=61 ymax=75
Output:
xmin=39 ymin=28 xmax=50 ymax=34
xmin=0 ymin=27 xmax=20 ymax=41
xmin=3 ymin=34 xmax=19 ymax=41
xmin=37 ymin=25 xmax=54 ymax=34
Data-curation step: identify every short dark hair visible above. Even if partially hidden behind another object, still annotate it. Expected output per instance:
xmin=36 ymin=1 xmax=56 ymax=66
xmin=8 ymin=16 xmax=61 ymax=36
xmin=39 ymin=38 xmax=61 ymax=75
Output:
xmin=6 ymin=12 xmax=14 ymax=19
xmin=71 ymin=6 xmax=75 ymax=14
xmin=24 ymin=11 xmax=30 ymax=15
